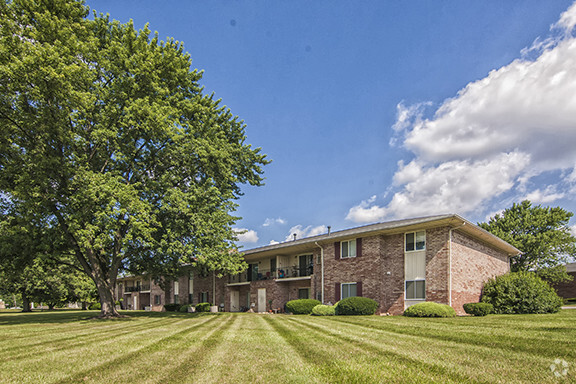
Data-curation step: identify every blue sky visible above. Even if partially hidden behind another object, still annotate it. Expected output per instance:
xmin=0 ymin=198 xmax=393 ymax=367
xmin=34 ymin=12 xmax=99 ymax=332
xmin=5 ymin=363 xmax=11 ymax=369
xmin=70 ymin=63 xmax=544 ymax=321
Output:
xmin=86 ymin=1 xmax=576 ymax=248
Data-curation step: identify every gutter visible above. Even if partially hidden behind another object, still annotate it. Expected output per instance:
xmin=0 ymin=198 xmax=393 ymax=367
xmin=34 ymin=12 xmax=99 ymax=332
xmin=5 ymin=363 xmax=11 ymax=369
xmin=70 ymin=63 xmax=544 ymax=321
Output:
xmin=315 ymin=242 xmax=325 ymax=303
xmin=448 ymin=222 xmax=466 ymax=307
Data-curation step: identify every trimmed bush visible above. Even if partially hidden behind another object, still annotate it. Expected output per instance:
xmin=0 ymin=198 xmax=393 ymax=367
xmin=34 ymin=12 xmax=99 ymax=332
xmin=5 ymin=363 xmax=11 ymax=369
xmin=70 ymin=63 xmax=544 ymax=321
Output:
xmin=164 ymin=303 xmax=181 ymax=312
xmin=311 ymin=304 xmax=335 ymax=316
xmin=463 ymin=302 xmax=493 ymax=316
xmin=285 ymin=299 xmax=321 ymax=315
xmin=481 ymin=272 xmax=563 ymax=314
xmin=335 ymin=297 xmax=378 ymax=315
xmin=195 ymin=302 xmax=211 ymax=312
xmin=89 ymin=302 xmax=101 ymax=310
xmin=179 ymin=305 xmax=193 ymax=313
xmin=403 ymin=302 xmax=456 ymax=318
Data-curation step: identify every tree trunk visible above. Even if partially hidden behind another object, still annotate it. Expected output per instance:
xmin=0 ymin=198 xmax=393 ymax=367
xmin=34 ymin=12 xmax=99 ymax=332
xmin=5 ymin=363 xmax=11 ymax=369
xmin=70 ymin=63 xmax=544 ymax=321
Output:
xmin=21 ymin=292 xmax=31 ymax=312
xmin=81 ymin=301 xmax=88 ymax=310
xmin=95 ymin=278 xmax=120 ymax=318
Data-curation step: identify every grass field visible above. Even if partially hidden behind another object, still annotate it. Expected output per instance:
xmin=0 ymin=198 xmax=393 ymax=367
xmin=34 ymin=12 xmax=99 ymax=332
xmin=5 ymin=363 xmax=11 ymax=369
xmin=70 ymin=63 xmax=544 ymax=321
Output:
xmin=1 ymin=310 xmax=575 ymax=383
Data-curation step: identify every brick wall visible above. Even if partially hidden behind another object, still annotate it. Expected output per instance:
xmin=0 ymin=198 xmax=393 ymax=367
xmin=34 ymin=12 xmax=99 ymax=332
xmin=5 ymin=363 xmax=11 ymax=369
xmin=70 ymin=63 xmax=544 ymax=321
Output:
xmin=425 ymin=227 xmax=450 ymax=305
xmin=553 ymin=272 xmax=576 ymax=298
xmin=450 ymin=230 xmax=510 ymax=314
xmin=380 ymin=233 xmax=405 ymax=315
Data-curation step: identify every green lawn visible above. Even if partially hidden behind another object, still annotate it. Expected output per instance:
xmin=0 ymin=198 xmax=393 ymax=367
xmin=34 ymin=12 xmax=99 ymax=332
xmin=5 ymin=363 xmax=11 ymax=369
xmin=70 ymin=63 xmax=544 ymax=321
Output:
xmin=1 ymin=310 xmax=574 ymax=383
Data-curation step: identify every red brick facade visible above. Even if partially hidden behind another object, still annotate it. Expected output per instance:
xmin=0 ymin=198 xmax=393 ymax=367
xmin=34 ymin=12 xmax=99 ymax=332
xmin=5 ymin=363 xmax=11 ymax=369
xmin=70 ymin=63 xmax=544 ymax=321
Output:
xmin=115 ymin=215 xmax=516 ymax=315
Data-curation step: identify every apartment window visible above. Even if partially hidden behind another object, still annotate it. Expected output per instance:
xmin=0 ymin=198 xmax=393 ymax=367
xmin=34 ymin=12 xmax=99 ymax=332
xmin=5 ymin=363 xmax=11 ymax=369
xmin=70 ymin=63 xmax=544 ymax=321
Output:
xmin=341 ymin=239 xmax=357 ymax=258
xmin=405 ymin=231 xmax=426 ymax=252
xmin=200 ymin=292 xmax=209 ymax=304
xmin=341 ymin=283 xmax=357 ymax=299
xmin=298 ymin=288 xmax=310 ymax=299
xmin=405 ymin=280 xmax=426 ymax=300
xmin=188 ymin=271 xmax=194 ymax=303
xmin=154 ymin=295 xmax=161 ymax=305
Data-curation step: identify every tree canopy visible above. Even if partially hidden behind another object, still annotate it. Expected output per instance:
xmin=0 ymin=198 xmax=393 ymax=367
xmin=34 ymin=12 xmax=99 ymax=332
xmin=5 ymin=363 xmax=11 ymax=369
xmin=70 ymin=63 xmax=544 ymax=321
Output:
xmin=479 ymin=200 xmax=576 ymax=283
xmin=0 ymin=0 xmax=268 ymax=316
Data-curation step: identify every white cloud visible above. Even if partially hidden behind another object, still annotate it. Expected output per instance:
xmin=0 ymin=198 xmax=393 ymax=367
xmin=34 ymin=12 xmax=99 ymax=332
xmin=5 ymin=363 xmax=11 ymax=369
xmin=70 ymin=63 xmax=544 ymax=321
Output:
xmin=284 ymin=224 xmax=327 ymax=241
xmin=269 ymin=240 xmax=280 ymax=245
xmin=348 ymin=3 xmax=576 ymax=223
xmin=263 ymin=217 xmax=286 ymax=227
xmin=234 ymin=228 xmax=259 ymax=243
xmin=570 ymin=224 xmax=576 ymax=237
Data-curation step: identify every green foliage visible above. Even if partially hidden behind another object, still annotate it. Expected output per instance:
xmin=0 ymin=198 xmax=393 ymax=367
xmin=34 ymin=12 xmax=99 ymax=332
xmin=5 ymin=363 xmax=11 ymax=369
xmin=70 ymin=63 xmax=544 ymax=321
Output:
xmin=335 ymin=297 xmax=379 ymax=315
xmin=179 ymin=305 xmax=192 ymax=313
xmin=311 ymin=304 xmax=336 ymax=316
xmin=163 ymin=303 xmax=181 ymax=312
xmin=479 ymin=201 xmax=576 ymax=282
xmin=195 ymin=302 xmax=211 ymax=312
xmin=462 ymin=303 xmax=494 ymax=316
xmin=0 ymin=0 xmax=268 ymax=316
xmin=403 ymin=302 xmax=457 ymax=318
xmin=89 ymin=302 xmax=101 ymax=310
xmin=285 ymin=299 xmax=321 ymax=315
xmin=481 ymin=272 xmax=563 ymax=314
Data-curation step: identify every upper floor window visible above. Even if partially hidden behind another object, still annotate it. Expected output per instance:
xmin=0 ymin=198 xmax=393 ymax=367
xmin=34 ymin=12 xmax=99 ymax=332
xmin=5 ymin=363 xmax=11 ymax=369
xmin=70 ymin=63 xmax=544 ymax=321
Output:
xmin=341 ymin=239 xmax=357 ymax=258
xmin=405 ymin=231 xmax=425 ymax=252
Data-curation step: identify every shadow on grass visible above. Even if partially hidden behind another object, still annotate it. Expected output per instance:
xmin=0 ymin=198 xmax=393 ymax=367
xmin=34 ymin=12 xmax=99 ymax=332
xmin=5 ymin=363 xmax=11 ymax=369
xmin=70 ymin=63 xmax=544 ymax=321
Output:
xmin=0 ymin=309 xmax=221 ymax=325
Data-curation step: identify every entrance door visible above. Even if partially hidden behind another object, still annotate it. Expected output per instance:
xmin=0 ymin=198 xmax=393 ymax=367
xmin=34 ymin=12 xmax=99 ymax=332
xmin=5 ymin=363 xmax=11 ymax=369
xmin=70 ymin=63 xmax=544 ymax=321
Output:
xmin=230 ymin=290 xmax=240 ymax=312
xmin=133 ymin=295 xmax=138 ymax=310
xmin=257 ymin=288 xmax=266 ymax=313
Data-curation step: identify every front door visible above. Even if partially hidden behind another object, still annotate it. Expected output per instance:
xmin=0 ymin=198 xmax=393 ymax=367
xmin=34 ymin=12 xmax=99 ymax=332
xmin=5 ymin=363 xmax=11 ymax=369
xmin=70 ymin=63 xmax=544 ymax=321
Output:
xmin=257 ymin=288 xmax=266 ymax=313
xmin=133 ymin=295 xmax=138 ymax=310
xmin=230 ymin=290 xmax=240 ymax=312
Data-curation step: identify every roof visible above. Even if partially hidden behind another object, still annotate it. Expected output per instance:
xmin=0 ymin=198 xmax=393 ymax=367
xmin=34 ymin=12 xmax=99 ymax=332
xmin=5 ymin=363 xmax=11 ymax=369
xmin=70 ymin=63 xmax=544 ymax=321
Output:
xmin=566 ymin=262 xmax=576 ymax=273
xmin=242 ymin=214 xmax=521 ymax=259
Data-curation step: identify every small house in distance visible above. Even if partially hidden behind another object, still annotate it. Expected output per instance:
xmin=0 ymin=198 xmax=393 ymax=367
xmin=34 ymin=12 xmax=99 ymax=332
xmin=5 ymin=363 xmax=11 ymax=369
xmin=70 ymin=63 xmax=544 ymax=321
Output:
xmin=116 ymin=214 xmax=520 ymax=315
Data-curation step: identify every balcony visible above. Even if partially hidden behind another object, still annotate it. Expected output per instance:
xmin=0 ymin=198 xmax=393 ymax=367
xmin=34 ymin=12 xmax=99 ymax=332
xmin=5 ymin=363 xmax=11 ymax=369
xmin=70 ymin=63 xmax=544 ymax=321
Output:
xmin=124 ymin=284 xmax=151 ymax=293
xmin=227 ymin=266 xmax=313 ymax=285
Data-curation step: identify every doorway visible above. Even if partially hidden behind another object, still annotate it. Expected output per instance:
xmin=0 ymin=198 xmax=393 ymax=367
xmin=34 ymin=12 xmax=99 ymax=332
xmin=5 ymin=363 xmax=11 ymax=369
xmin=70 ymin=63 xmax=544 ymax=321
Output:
xmin=257 ymin=288 xmax=266 ymax=313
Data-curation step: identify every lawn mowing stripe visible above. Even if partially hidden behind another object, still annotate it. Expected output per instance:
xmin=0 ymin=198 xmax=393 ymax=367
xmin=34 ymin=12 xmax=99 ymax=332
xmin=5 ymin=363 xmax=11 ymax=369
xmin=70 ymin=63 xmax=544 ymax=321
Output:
xmin=156 ymin=314 xmax=239 ymax=384
xmin=51 ymin=315 xmax=221 ymax=384
xmin=321 ymin=316 xmax=576 ymax=360
xmin=0 ymin=316 xmax=177 ymax=359
xmin=286 ymin=316 xmax=490 ymax=384
xmin=296 ymin=316 xmax=566 ymax=384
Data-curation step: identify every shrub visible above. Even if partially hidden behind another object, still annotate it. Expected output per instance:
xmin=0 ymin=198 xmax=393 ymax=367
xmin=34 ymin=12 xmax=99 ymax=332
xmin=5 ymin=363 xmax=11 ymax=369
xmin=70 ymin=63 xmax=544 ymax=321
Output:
xmin=89 ymin=302 xmax=101 ymax=310
xmin=179 ymin=305 xmax=192 ymax=313
xmin=403 ymin=302 xmax=456 ymax=318
xmin=195 ymin=302 xmax=211 ymax=312
xmin=463 ymin=302 xmax=493 ymax=316
xmin=335 ymin=297 xmax=378 ymax=315
xmin=285 ymin=299 xmax=321 ymax=315
xmin=164 ymin=303 xmax=181 ymax=312
xmin=481 ymin=272 xmax=563 ymax=314
xmin=311 ymin=304 xmax=335 ymax=316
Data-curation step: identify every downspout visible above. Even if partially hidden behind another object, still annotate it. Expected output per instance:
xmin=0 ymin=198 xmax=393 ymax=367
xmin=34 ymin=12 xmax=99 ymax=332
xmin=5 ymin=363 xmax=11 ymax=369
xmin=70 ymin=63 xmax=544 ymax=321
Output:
xmin=448 ymin=222 xmax=466 ymax=307
xmin=315 ymin=242 xmax=325 ymax=304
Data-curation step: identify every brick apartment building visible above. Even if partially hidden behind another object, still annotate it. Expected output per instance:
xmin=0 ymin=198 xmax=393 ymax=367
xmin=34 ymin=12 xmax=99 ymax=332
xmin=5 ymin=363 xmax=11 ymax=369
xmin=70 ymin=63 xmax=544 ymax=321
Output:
xmin=553 ymin=262 xmax=576 ymax=299
xmin=115 ymin=214 xmax=519 ymax=315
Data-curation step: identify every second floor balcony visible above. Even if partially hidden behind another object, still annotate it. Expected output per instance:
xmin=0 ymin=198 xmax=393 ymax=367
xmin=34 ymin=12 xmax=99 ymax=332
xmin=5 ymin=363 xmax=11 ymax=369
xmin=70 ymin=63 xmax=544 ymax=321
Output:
xmin=228 ymin=265 xmax=313 ymax=285
xmin=124 ymin=284 xmax=151 ymax=293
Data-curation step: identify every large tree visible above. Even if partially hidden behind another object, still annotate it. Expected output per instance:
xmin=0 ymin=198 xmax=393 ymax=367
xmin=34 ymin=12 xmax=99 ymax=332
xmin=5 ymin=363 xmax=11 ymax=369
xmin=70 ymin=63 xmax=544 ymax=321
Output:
xmin=479 ymin=200 xmax=576 ymax=283
xmin=0 ymin=0 xmax=268 ymax=317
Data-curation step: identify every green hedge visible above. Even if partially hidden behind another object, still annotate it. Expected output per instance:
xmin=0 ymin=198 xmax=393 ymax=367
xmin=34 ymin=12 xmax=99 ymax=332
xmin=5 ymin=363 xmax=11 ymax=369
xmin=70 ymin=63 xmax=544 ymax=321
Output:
xmin=285 ymin=299 xmax=321 ymax=315
xmin=403 ymin=302 xmax=456 ymax=318
xmin=164 ymin=303 xmax=181 ymax=312
xmin=311 ymin=304 xmax=336 ymax=316
xmin=463 ymin=302 xmax=493 ymax=316
xmin=89 ymin=302 xmax=101 ymax=310
xmin=335 ymin=297 xmax=378 ymax=315
xmin=481 ymin=272 xmax=563 ymax=314
xmin=195 ymin=302 xmax=211 ymax=312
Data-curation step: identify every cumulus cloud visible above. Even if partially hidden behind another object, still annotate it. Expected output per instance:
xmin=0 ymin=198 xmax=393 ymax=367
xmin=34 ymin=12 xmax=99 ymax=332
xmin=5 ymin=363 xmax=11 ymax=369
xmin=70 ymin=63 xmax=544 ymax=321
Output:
xmin=263 ymin=217 xmax=286 ymax=227
xmin=284 ymin=224 xmax=327 ymax=241
xmin=269 ymin=240 xmax=280 ymax=245
xmin=348 ymin=3 xmax=576 ymax=223
xmin=234 ymin=228 xmax=259 ymax=243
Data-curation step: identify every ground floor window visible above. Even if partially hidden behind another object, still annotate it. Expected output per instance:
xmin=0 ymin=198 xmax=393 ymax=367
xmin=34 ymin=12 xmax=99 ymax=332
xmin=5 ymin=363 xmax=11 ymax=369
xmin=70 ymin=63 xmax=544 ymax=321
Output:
xmin=341 ymin=283 xmax=357 ymax=299
xmin=154 ymin=295 xmax=161 ymax=305
xmin=200 ymin=291 xmax=209 ymax=304
xmin=405 ymin=280 xmax=425 ymax=300
xmin=298 ymin=288 xmax=310 ymax=299
xmin=174 ymin=294 xmax=179 ymax=305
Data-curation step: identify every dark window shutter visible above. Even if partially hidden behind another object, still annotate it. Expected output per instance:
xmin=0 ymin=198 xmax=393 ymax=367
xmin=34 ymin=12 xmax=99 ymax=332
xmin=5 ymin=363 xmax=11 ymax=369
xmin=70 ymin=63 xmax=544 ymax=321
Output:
xmin=335 ymin=283 xmax=341 ymax=301
xmin=356 ymin=238 xmax=362 ymax=257
xmin=357 ymin=281 xmax=363 ymax=297
xmin=334 ymin=242 xmax=340 ymax=260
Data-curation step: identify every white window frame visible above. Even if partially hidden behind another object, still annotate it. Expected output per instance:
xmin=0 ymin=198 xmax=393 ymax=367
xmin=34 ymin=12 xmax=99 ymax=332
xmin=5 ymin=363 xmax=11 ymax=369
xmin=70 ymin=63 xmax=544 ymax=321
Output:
xmin=341 ymin=282 xmax=357 ymax=299
xmin=405 ymin=231 xmax=426 ymax=252
xmin=340 ymin=239 xmax=357 ymax=259
xmin=405 ymin=280 xmax=426 ymax=300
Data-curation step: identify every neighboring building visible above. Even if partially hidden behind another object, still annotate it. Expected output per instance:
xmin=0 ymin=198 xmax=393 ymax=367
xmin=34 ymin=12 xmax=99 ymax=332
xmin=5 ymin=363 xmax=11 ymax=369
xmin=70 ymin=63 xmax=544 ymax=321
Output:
xmin=116 ymin=214 xmax=519 ymax=315
xmin=553 ymin=262 xmax=576 ymax=299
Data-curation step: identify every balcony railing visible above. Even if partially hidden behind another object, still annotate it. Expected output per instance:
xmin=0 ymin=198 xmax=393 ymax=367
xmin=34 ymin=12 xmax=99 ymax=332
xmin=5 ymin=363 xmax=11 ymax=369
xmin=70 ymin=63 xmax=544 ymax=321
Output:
xmin=124 ymin=284 xmax=151 ymax=293
xmin=228 ymin=266 xmax=313 ymax=284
